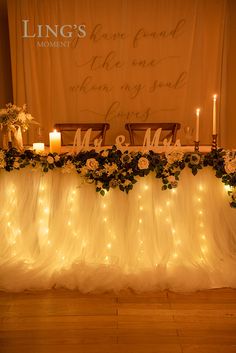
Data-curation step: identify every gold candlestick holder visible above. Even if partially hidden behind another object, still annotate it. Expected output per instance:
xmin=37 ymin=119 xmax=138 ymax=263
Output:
xmin=211 ymin=134 xmax=217 ymax=150
xmin=194 ymin=141 xmax=200 ymax=152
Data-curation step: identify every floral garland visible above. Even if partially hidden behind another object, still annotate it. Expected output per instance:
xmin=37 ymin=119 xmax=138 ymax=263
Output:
xmin=0 ymin=147 xmax=236 ymax=208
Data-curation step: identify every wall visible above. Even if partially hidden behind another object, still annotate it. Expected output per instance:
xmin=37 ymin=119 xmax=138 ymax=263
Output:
xmin=0 ymin=0 xmax=12 ymax=106
xmin=226 ymin=0 xmax=236 ymax=148
xmin=0 ymin=0 xmax=235 ymax=148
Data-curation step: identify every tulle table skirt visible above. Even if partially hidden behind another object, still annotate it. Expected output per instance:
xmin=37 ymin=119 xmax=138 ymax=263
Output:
xmin=0 ymin=167 xmax=236 ymax=292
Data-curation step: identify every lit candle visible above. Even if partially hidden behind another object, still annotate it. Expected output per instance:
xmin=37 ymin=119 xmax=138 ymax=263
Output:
xmin=49 ymin=130 xmax=61 ymax=153
xmin=213 ymin=94 xmax=217 ymax=135
xmin=33 ymin=143 xmax=45 ymax=153
xmin=195 ymin=108 xmax=200 ymax=142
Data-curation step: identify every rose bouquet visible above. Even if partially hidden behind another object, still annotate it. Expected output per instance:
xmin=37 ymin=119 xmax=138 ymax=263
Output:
xmin=0 ymin=103 xmax=37 ymax=150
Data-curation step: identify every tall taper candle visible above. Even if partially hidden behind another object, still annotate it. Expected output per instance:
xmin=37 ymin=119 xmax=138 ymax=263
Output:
xmin=195 ymin=108 xmax=200 ymax=142
xmin=49 ymin=130 xmax=61 ymax=153
xmin=213 ymin=95 xmax=217 ymax=135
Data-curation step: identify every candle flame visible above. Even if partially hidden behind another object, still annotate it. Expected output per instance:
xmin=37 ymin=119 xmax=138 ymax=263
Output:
xmin=213 ymin=94 xmax=217 ymax=101
xmin=196 ymin=108 xmax=200 ymax=116
xmin=53 ymin=129 xmax=57 ymax=133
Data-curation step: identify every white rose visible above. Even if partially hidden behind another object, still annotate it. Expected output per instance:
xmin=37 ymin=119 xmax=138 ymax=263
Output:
xmin=17 ymin=112 xmax=26 ymax=123
xmin=167 ymin=175 xmax=176 ymax=183
xmin=80 ymin=166 xmax=88 ymax=176
xmin=62 ymin=161 xmax=75 ymax=174
xmin=225 ymin=159 xmax=236 ymax=174
xmin=104 ymin=163 xmax=118 ymax=176
xmin=166 ymin=150 xmax=184 ymax=164
xmin=123 ymin=180 xmax=132 ymax=187
xmin=86 ymin=158 xmax=99 ymax=170
xmin=47 ymin=156 xmax=54 ymax=164
xmin=138 ymin=157 xmax=149 ymax=170
xmin=54 ymin=155 xmax=60 ymax=162
xmin=101 ymin=150 xmax=109 ymax=157
xmin=97 ymin=181 xmax=103 ymax=188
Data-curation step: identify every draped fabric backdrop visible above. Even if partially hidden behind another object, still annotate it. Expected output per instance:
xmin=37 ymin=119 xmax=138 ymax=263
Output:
xmin=7 ymin=0 xmax=228 ymax=146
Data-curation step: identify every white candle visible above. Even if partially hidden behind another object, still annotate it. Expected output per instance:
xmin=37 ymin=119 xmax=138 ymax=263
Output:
xmin=49 ymin=130 xmax=61 ymax=153
xmin=33 ymin=143 xmax=45 ymax=153
xmin=213 ymin=94 xmax=217 ymax=135
xmin=195 ymin=108 xmax=200 ymax=142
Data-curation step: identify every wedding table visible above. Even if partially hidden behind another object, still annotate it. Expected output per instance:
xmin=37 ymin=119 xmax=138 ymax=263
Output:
xmin=0 ymin=146 xmax=236 ymax=292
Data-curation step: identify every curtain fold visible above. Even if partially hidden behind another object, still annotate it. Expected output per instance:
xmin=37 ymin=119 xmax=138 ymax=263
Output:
xmin=7 ymin=0 xmax=228 ymax=146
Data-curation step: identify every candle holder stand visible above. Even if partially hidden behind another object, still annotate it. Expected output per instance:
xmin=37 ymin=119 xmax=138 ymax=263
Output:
xmin=211 ymin=134 xmax=218 ymax=151
xmin=194 ymin=141 xmax=200 ymax=152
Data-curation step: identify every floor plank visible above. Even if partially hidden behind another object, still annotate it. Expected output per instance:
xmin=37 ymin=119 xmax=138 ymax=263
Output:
xmin=0 ymin=288 xmax=236 ymax=353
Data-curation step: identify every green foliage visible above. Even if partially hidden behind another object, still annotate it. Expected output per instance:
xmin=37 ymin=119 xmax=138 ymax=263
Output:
xmin=0 ymin=146 xmax=235 ymax=207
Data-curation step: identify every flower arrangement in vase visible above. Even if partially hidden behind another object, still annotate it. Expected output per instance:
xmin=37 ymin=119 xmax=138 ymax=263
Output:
xmin=0 ymin=103 xmax=36 ymax=150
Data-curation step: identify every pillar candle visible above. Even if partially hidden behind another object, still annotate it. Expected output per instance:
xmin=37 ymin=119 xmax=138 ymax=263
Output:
xmin=213 ymin=95 xmax=217 ymax=135
xmin=195 ymin=108 xmax=200 ymax=142
xmin=49 ymin=130 xmax=61 ymax=153
xmin=33 ymin=143 xmax=45 ymax=153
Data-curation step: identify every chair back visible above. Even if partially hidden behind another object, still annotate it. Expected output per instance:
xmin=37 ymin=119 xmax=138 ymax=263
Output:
xmin=54 ymin=123 xmax=110 ymax=146
xmin=125 ymin=123 xmax=181 ymax=145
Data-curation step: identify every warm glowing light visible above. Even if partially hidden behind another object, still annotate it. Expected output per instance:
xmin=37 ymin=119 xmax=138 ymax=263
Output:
xmin=172 ymin=229 xmax=176 ymax=234
xmin=144 ymin=184 xmax=149 ymax=190
xmin=201 ymin=246 xmax=208 ymax=253
xmin=103 ymin=217 xmax=107 ymax=222
xmin=68 ymin=221 xmax=71 ymax=226
xmin=173 ymin=253 xmax=178 ymax=258
xmin=201 ymin=235 xmax=206 ymax=240
xmin=33 ymin=143 xmax=45 ymax=153
xmin=107 ymin=243 xmax=112 ymax=249
xmin=224 ymin=185 xmax=232 ymax=192
xmin=49 ymin=130 xmax=61 ymax=154
xmin=139 ymin=206 xmax=143 ymax=211
xmin=44 ymin=207 xmax=49 ymax=214
xmin=139 ymin=218 xmax=142 ymax=224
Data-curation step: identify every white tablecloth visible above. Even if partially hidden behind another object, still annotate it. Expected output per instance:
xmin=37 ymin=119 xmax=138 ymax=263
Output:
xmin=1 ymin=167 xmax=236 ymax=292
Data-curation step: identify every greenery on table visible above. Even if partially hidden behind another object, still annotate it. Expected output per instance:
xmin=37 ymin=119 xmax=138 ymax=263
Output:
xmin=0 ymin=146 xmax=236 ymax=208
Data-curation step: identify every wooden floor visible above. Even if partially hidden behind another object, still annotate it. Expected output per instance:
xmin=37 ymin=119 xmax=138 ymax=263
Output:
xmin=1 ymin=288 xmax=236 ymax=353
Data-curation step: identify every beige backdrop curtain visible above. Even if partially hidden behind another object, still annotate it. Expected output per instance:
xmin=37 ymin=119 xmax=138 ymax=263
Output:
xmin=7 ymin=0 xmax=227 ymax=146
